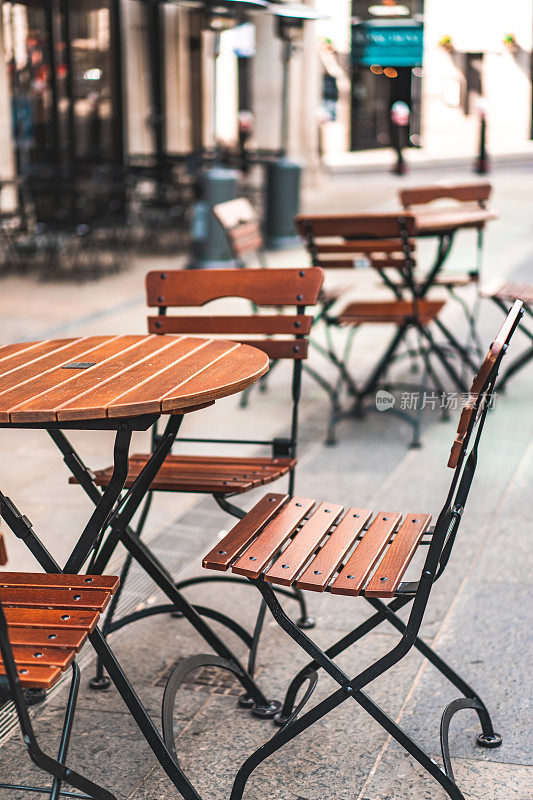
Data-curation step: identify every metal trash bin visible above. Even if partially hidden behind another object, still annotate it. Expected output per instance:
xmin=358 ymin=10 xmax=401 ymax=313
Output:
xmin=191 ymin=166 xmax=239 ymax=267
xmin=265 ymin=157 xmax=301 ymax=249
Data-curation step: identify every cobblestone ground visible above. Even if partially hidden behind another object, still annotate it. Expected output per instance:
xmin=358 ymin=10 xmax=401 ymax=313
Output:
xmin=0 ymin=164 xmax=531 ymax=799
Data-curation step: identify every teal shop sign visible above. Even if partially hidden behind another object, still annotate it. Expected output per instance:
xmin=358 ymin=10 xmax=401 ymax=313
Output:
xmin=352 ymin=23 xmax=423 ymax=67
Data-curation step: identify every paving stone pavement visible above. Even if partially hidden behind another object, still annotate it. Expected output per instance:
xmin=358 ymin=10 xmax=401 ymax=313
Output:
xmin=0 ymin=165 xmax=531 ymax=799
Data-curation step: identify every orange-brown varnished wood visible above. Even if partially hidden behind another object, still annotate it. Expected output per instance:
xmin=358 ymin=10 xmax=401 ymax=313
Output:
xmin=0 ymin=335 xmax=270 ymax=423
xmin=3 ymin=607 xmax=100 ymax=631
xmin=147 ymin=315 xmax=313 ymax=336
xmin=0 ymin=663 xmax=62 ymax=689
xmin=265 ymin=502 xmax=344 ymax=586
xmin=296 ymin=508 xmax=372 ymax=592
xmin=0 ymin=573 xmax=119 ymax=592
xmin=10 ymin=645 xmax=75 ymax=670
xmin=338 ymin=300 xmax=445 ymax=325
xmin=330 ymin=512 xmax=402 ymax=596
xmin=365 ymin=514 xmax=432 ymax=597
xmin=7 ymin=627 xmax=88 ymax=650
xmin=0 ymin=586 xmax=114 ymax=612
xmin=413 ymin=208 xmax=497 ymax=235
xmin=203 ymin=493 xmax=289 ymax=571
xmin=231 ymin=497 xmax=315 ymax=579
xmin=294 ymin=213 xmax=417 ymax=239
xmin=0 ymin=533 xmax=7 ymax=566
xmin=145 ymin=268 xmax=324 ymax=308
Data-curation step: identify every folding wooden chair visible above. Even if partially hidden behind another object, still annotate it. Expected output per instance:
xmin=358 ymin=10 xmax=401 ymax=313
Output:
xmin=400 ymin=183 xmax=496 ymax=354
xmin=295 ymin=212 xmax=477 ymax=445
xmin=181 ymin=300 xmax=523 ymax=800
xmin=70 ymin=267 xmax=324 ymax=694
xmin=0 ymin=528 xmax=120 ymax=799
xmin=484 ymin=281 xmax=533 ymax=391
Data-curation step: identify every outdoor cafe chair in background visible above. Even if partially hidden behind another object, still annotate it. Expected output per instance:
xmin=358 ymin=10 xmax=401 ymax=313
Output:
xmin=70 ymin=267 xmax=324 ymax=693
xmin=182 ymin=300 xmax=523 ymax=800
xmin=295 ymin=212 xmax=479 ymax=446
xmin=400 ymin=182 xmax=496 ymax=355
xmin=0 ymin=527 xmax=121 ymax=799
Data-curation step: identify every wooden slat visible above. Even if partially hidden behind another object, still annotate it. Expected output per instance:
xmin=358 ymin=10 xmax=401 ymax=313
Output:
xmin=0 ymin=663 xmax=62 ymax=689
xmin=236 ymin=339 xmax=309 ymax=361
xmin=265 ymin=502 xmax=344 ymax=586
xmin=203 ymin=493 xmax=289 ymax=571
xmin=339 ymin=300 xmax=445 ymax=325
xmin=11 ymin=645 xmax=75 ymax=670
xmin=57 ymin=337 xmax=223 ymax=421
xmin=7 ymin=627 xmax=88 ymax=650
xmin=231 ymin=497 xmax=315 ymax=579
xmin=0 ymin=586 xmax=113 ymax=611
xmin=0 ymin=573 xmax=119 ymax=592
xmin=414 ymin=208 xmax=497 ymax=235
xmin=448 ymin=300 xmax=523 ymax=468
xmin=159 ymin=343 xmax=269 ymax=415
xmin=297 ymin=508 xmax=372 ymax=592
xmin=145 ymin=268 xmax=324 ymax=308
xmin=330 ymin=512 xmax=402 ymax=596
xmin=365 ymin=513 xmax=432 ymax=597
xmin=7 ymin=337 xmax=171 ymax=422
xmin=3 ymin=607 xmax=100 ymax=631
xmin=313 ymin=239 xmax=411 ymax=254
xmin=400 ymin=183 xmax=492 ymax=208
xmin=0 ymin=341 xmax=55 ymax=369
xmin=295 ymin=213 xmax=416 ymax=239
xmin=147 ymin=315 xmax=313 ymax=336
xmin=0 ymin=533 xmax=7 ymax=566
xmin=0 ymin=339 xmax=80 ymax=380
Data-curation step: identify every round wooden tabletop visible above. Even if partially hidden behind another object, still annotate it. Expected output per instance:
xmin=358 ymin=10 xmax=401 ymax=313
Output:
xmin=414 ymin=207 xmax=498 ymax=236
xmin=0 ymin=335 xmax=270 ymax=424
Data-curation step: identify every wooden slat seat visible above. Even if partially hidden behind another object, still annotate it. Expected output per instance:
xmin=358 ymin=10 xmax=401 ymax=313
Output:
xmin=0 ymin=572 xmax=119 ymax=689
xmin=338 ymin=299 xmax=445 ymax=326
xmin=203 ymin=493 xmax=432 ymax=598
xmin=488 ymin=281 xmax=533 ymax=305
xmin=76 ymin=453 xmax=297 ymax=495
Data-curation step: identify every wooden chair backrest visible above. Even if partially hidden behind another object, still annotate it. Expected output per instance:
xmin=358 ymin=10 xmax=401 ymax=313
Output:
xmin=294 ymin=213 xmax=417 ymax=271
xmin=448 ymin=300 xmax=523 ymax=468
xmin=145 ymin=267 xmax=324 ymax=360
xmin=400 ymin=182 xmax=492 ymax=210
xmin=213 ymin=198 xmax=263 ymax=261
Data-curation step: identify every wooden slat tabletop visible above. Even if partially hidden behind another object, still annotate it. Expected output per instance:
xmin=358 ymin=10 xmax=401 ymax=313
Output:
xmin=414 ymin=207 xmax=498 ymax=235
xmin=0 ymin=335 xmax=269 ymax=424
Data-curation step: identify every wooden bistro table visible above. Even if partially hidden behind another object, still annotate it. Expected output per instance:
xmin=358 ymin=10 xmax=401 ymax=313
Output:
xmin=0 ymin=333 xmax=277 ymax=800
xmin=413 ymin=206 xmax=498 ymax=297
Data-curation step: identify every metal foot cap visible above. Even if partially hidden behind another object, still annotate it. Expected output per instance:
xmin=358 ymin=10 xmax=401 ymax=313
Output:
xmin=238 ymin=694 xmax=255 ymax=709
xmin=251 ymin=699 xmax=282 ymax=719
xmin=88 ymin=676 xmax=111 ymax=691
xmin=477 ymin=732 xmax=502 ymax=748
xmin=296 ymin=616 xmax=316 ymax=630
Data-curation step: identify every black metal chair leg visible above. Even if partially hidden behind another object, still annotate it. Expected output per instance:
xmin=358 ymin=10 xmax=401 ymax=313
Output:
xmin=49 ymin=663 xmax=81 ymax=800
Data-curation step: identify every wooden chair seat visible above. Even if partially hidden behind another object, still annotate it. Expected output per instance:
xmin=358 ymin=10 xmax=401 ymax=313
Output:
xmin=487 ymin=281 xmax=533 ymax=305
xmin=0 ymin=573 xmax=119 ymax=689
xmin=338 ymin=299 xmax=445 ymax=326
xmin=74 ymin=454 xmax=297 ymax=495
xmin=203 ymin=492 xmax=431 ymax=598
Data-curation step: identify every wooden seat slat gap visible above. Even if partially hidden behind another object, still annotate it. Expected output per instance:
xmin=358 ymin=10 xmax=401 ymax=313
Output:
xmin=10 ymin=335 xmax=173 ymax=420
xmin=231 ymin=497 xmax=316 ymax=579
xmin=296 ymin=508 xmax=372 ymax=592
xmin=265 ymin=502 xmax=344 ymax=586
xmin=330 ymin=512 xmax=403 ymax=597
xmin=10 ymin=645 xmax=76 ymax=670
xmin=365 ymin=514 xmax=432 ymax=597
xmin=106 ymin=339 xmax=240 ymax=419
xmin=7 ymin=627 xmax=88 ymax=650
xmin=0 ymin=586 xmax=114 ymax=611
xmin=203 ymin=493 xmax=289 ymax=571
xmin=0 ymin=573 xmax=119 ymax=592
xmin=0 ymin=663 xmax=63 ymax=690
xmin=55 ymin=337 xmax=229 ymax=422
xmin=3 ymin=607 xmax=101 ymax=631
